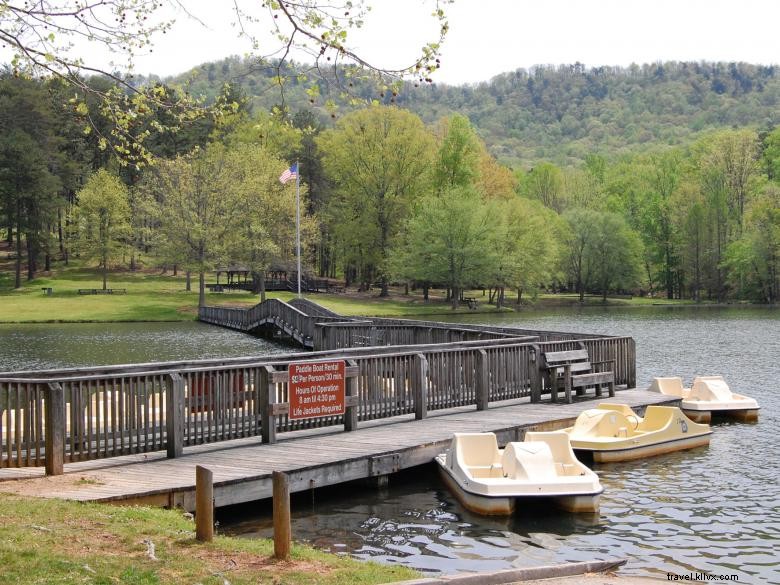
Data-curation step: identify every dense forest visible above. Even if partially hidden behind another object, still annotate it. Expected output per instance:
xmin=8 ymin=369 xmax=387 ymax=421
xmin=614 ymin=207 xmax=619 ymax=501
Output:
xmin=163 ymin=59 xmax=780 ymax=166
xmin=2 ymin=60 xmax=780 ymax=305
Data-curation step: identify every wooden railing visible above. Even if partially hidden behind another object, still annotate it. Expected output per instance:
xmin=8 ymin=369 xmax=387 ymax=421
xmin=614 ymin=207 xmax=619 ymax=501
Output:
xmin=199 ymin=300 xmax=348 ymax=347
xmin=198 ymin=299 xmax=610 ymax=351
xmin=311 ymin=321 xmax=520 ymax=350
xmin=0 ymin=333 xmax=635 ymax=473
xmin=2 ymin=301 xmax=635 ymax=472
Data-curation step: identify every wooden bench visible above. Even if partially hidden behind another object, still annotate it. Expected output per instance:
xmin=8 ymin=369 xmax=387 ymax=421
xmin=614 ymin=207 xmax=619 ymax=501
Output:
xmin=77 ymin=288 xmax=127 ymax=295
xmin=541 ymin=348 xmax=615 ymax=403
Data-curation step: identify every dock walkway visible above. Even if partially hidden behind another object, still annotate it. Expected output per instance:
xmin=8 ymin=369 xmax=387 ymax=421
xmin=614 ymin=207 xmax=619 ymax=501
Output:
xmin=0 ymin=390 xmax=677 ymax=511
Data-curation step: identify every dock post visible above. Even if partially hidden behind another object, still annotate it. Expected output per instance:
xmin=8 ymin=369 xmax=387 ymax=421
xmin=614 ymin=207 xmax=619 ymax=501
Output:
xmin=273 ymin=471 xmax=291 ymax=560
xmin=530 ymin=344 xmax=542 ymax=403
xmin=344 ymin=360 xmax=358 ymax=432
xmin=195 ymin=465 xmax=214 ymax=542
xmin=475 ymin=349 xmax=489 ymax=410
xmin=260 ymin=366 xmax=277 ymax=444
xmin=44 ymin=382 xmax=64 ymax=476
xmin=166 ymin=373 xmax=184 ymax=458
xmin=413 ymin=354 xmax=428 ymax=420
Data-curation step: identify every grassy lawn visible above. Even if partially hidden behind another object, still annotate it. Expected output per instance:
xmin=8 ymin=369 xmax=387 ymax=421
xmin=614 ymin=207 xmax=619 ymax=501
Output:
xmin=0 ymin=495 xmax=418 ymax=585
xmin=0 ymin=261 xmax=514 ymax=322
xmin=0 ymin=250 xmax=705 ymax=323
xmin=0 ymin=265 xmax=262 ymax=322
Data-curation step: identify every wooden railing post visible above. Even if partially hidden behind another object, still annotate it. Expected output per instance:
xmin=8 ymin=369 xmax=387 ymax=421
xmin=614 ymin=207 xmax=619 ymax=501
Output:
xmin=260 ymin=366 xmax=277 ymax=444
xmin=344 ymin=360 xmax=359 ymax=432
xmin=530 ymin=344 xmax=542 ymax=403
xmin=195 ymin=465 xmax=214 ymax=542
xmin=166 ymin=373 xmax=184 ymax=458
xmin=320 ymin=325 xmax=330 ymax=351
xmin=273 ymin=470 xmax=291 ymax=560
xmin=45 ymin=382 xmax=64 ymax=476
xmin=475 ymin=349 xmax=489 ymax=411
xmin=413 ymin=353 xmax=428 ymax=420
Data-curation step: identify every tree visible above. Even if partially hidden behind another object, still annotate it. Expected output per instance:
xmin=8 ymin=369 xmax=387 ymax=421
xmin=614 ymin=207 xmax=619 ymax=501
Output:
xmin=432 ymin=114 xmax=482 ymax=193
xmin=146 ymin=144 xmax=249 ymax=307
xmin=723 ymin=184 xmax=780 ymax=302
xmin=229 ymin=143 xmax=314 ymax=301
xmin=72 ymin=170 xmax=131 ymax=290
xmin=589 ymin=212 xmax=643 ymax=301
xmin=642 ymin=151 xmax=682 ymax=299
xmin=319 ymin=106 xmax=434 ymax=295
xmin=495 ymin=197 xmax=562 ymax=304
xmin=393 ymin=186 xmax=501 ymax=309
xmin=0 ymin=76 xmax=61 ymax=287
xmin=561 ymin=208 xmax=642 ymax=301
xmin=2 ymin=1 xmax=449 ymax=165
xmin=521 ymin=163 xmax=565 ymax=212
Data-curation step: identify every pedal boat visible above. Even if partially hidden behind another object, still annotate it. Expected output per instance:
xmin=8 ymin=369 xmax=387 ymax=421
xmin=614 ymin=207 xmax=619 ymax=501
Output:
xmin=649 ymin=376 xmax=760 ymax=423
xmin=564 ymin=403 xmax=711 ymax=463
xmin=435 ymin=431 xmax=602 ymax=515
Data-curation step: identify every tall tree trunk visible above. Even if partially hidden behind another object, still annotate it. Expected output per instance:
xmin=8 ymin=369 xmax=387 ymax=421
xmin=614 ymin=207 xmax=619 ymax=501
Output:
xmin=173 ymin=264 xmax=178 ymax=277
xmin=198 ymin=271 xmax=206 ymax=307
xmin=14 ymin=221 xmax=22 ymax=289
xmin=26 ymin=235 xmax=35 ymax=281
xmin=57 ymin=207 xmax=64 ymax=253
xmin=185 ymin=271 xmax=192 ymax=292
xmin=102 ymin=255 xmax=108 ymax=290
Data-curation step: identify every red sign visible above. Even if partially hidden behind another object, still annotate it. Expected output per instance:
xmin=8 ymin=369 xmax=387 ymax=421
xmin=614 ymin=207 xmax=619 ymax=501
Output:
xmin=288 ymin=360 xmax=346 ymax=420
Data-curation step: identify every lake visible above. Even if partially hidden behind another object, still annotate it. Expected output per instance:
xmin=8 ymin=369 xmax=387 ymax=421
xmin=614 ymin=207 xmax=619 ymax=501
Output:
xmin=0 ymin=321 xmax=287 ymax=372
xmin=1 ymin=307 xmax=778 ymax=582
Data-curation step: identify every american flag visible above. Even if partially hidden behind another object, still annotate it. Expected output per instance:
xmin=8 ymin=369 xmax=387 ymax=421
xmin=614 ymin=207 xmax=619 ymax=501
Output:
xmin=279 ymin=163 xmax=298 ymax=184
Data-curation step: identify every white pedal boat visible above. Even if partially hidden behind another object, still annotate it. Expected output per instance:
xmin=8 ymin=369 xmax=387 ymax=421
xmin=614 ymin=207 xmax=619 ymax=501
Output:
xmin=435 ymin=431 xmax=602 ymax=515
xmin=649 ymin=376 xmax=760 ymax=423
xmin=564 ymin=403 xmax=711 ymax=462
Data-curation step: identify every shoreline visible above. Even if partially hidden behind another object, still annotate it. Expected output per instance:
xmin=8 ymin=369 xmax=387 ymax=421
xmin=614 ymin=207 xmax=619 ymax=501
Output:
xmin=0 ymin=298 xmax=775 ymax=325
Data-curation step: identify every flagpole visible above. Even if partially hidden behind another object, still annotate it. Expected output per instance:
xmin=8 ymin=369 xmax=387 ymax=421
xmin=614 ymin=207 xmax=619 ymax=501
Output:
xmin=295 ymin=160 xmax=301 ymax=299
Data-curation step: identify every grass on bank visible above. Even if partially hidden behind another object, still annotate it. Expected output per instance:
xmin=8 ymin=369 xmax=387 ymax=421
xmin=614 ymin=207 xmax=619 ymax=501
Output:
xmin=0 ymin=262 xmax=514 ymax=322
xmin=0 ymin=254 xmax=701 ymax=323
xmin=0 ymin=495 xmax=419 ymax=585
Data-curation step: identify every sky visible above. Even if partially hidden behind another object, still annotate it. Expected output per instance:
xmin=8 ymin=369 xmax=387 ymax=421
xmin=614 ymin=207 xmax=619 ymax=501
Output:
xmin=7 ymin=0 xmax=780 ymax=85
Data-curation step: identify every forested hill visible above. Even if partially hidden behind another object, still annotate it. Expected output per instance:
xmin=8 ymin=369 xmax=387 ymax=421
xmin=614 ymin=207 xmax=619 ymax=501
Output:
xmin=165 ymin=59 xmax=780 ymax=167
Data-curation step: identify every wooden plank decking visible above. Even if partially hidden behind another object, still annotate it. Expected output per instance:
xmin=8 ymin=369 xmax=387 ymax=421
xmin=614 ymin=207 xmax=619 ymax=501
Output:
xmin=0 ymin=390 xmax=678 ymax=511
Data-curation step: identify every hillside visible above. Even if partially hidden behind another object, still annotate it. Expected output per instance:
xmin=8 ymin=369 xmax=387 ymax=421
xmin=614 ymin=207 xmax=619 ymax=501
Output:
xmin=159 ymin=58 xmax=780 ymax=167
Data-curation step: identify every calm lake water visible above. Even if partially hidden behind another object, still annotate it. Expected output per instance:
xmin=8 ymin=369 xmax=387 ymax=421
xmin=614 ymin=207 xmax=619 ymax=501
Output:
xmin=0 ymin=321 xmax=287 ymax=372
xmin=1 ymin=307 xmax=779 ymax=581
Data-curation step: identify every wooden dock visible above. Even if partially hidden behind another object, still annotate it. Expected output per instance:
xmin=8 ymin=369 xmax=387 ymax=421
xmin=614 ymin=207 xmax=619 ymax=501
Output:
xmin=0 ymin=390 xmax=678 ymax=511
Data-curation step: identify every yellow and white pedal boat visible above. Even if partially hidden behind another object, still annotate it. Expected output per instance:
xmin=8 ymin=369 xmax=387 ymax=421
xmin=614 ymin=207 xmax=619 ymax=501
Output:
xmin=564 ymin=403 xmax=711 ymax=463
xmin=649 ymin=376 xmax=760 ymax=423
xmin=435 ymin=431 xmax=603 ymax=516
